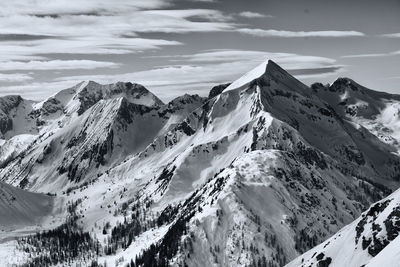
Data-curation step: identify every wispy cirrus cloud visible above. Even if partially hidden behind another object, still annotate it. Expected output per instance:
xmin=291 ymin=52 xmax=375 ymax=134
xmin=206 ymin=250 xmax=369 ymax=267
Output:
xmin=0 ymin=73 xmax=33 ymax=82
xmin=0 ymin=38 xmax=182 ymax=60
xmin=140 ymin=9 xmax=232 ymax=22
xmin=124 ymin=9 xmax=235 ymax=34
xmin=0 ymin=0 xmax=169 ymax=16
xmin=0 ymin=1 xmax=235 ymax=76
xmin=238 ymin=11 xmax=272 ymax=18
xmin=237 ymin=28 xmax=365 ymax=37
xmin=341 ymin=53 xmax=388 ymax=58
xmin=0 ymin=9 xmax=235 ymax=37
xmin=381 ymin=33 xmax=400 ymax=38
xmin=341 ymin=50 xmax=400 ymax=58
xmin=0 ymin=60 xmax=119 ymax=71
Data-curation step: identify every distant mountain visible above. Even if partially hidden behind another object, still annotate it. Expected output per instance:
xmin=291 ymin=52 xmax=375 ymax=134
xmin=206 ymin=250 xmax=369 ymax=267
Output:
xmin=0 ymin=81 xmax=205 ymax=191
xmin=1 ymin=60 xmax=400 ymax=266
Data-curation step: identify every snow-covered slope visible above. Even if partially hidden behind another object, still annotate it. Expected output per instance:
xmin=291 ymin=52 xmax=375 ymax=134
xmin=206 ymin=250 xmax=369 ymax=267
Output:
xmin=1 ymin=60 xmax=400 ymax=267
xmin=286 ymin=186 xmax=400 ymax=267
xmin=0 ymin=181 xmax=54 ymax=230
xmin=0 ymin=134 xmax=35 ymax=167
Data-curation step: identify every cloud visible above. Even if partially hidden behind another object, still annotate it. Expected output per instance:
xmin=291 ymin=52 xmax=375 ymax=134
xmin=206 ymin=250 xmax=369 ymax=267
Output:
xmin=0 ymin=60 xmax=119 ymax=71
xmin=0 ymin=1 xmax=237 ymax=75
xmin=341 ymin=50 xmax=400 ymax=58
xmin=141 ymin=9 xmax=232 ymax=22
xmin=237 ymin=28 xmax=365 ymax=37
xmin=384 ymin=76 xmax=400 ymax=80
xmin=341 ymin=53 xmax=387 ymax=58
xmin=289 ymin=67 xmax=342 ymax=76
xmin=0 ymin=0 xmax=169 ymax=16
xmin=0 ymin=73 xmax=33 ymax=82
xmin=0 ymin=8 xmax=236 ymax=37
xmin=125 ymin=9 xmax=235 ymax=33
xmin=381 ymin=33 xmax=400 ymax=38
xmin=0 ymin=38 xmax=181 ymax=60
xmin=238 ymin=11 xmax=272 ymax=18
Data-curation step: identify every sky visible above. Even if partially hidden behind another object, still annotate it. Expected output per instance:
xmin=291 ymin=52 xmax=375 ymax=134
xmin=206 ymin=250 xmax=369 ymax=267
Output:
xmin=0 ymin=0 xmax=399 ymax=101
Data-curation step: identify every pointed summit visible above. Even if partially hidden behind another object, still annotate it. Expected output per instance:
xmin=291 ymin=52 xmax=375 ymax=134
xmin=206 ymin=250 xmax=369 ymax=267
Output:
xmin=223 ymin=59 xmax=271 ymax=92
xmin=265 ymin=59 xmax=283 ymax=72
xmin=224 ymin=59 xmax=308 ymax=94
xmin=264 ymin=60 xmax=307 ymax=88
xmin=264 ymin=59 xmax=291 ymax=77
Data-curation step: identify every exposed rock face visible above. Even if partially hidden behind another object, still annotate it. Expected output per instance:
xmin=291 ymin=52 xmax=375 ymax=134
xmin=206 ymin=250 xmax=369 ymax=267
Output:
xmin=0 ymin=95 xmax=24 ymax=135
xmin=208 ymin=82 xmax=231 ymax=99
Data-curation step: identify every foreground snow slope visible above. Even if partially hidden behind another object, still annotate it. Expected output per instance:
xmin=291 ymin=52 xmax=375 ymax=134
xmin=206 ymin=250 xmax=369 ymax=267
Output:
xmin=286 ymin=186 xmax=400 ymax=267
xmin=1 ymin=60 xmax=400 ymax=266
xmin=0 ymin=181 xmax=54 ymax=230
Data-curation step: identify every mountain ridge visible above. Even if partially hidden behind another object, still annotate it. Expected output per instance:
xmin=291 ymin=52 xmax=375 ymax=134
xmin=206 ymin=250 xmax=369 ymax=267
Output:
xmin=0 ymin=60 xmax=400 ymax=266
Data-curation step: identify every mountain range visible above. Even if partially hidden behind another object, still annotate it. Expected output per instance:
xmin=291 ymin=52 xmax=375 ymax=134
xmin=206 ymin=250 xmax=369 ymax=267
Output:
xmin=0 ymin=60 xmax=400 ymax=267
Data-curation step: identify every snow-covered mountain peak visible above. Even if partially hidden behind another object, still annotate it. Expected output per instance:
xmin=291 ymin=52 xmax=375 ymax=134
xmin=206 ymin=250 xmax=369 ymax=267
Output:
xmin=31 ymin=80 xmax=165 ymax=120
xmin=261 ymin=60 xmax=311 ymax=95
xmin=224 ymin=59 xmax=310 ymax=98
xmin=223 ymin=59 xmax=269 ymax=92
xmin=74 ymin=81 xmax=164 ymax=115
